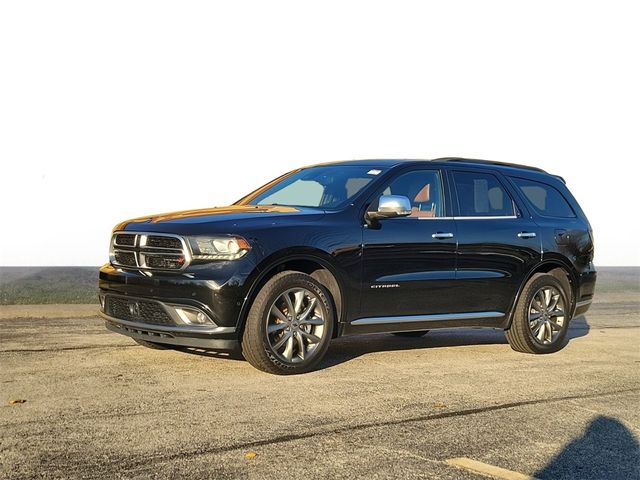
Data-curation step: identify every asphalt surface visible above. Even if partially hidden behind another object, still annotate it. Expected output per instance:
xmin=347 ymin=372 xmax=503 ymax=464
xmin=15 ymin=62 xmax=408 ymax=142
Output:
xmin=1 ymin=277 xmax=639 ymax=479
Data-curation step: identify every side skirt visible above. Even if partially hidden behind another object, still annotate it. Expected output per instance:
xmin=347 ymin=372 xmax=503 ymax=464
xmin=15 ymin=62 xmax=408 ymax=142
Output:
xmin=342 ymin=311 xmax=506 ymax=336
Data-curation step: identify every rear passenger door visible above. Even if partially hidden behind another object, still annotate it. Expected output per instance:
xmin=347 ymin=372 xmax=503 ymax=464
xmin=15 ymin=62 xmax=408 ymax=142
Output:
xmin=449 ymin=169 xmax=541 ymax=317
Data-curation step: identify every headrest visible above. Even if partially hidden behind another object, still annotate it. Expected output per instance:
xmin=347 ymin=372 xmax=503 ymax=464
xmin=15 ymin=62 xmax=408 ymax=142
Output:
xmin=414 ymin=184 xmax=430 ymax=203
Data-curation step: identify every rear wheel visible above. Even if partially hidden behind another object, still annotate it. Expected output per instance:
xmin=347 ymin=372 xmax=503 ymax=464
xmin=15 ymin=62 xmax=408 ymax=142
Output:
xmin=242 ymin=271 xmax=334 ymax=374
xmin=506 ymin=274 xmax=570 ymax=354
xmin=392 ymin=330 xmax=430 ymax=338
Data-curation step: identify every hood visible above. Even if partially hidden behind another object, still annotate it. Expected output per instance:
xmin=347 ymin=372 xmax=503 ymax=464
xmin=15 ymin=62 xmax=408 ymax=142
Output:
xmin=114 ymin=204 xmax=325 ymax=233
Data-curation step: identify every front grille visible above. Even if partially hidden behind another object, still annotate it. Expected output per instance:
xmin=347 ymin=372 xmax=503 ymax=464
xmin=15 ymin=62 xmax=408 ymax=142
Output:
xmin=110 ymin=232 xmax=190 ymax=271
xmin=114 ymin=233 xmax=136 ymax=246
xmin=105 ymin=296 xmax=175 ymax=325
xmin=146 ymin=236 xmax=182 ymax=249
xmin=114 ymin=251 xmax=136 ymax=267
xmin=146 ymin=255 xmax=185 ymax=269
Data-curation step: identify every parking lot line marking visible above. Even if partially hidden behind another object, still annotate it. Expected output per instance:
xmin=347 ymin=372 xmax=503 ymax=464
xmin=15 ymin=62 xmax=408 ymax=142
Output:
xmin=446 ymin=457 xmax=539 ymax=480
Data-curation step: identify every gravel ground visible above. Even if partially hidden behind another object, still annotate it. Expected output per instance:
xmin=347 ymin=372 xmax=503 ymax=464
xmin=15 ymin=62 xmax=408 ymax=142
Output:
xmin=0 ymin=271 xmax=638 ymax=479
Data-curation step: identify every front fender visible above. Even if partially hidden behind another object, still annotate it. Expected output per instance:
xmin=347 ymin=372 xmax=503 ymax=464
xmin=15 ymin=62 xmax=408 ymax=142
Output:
xmin=235 ymin=247 xmax=354 ymax=335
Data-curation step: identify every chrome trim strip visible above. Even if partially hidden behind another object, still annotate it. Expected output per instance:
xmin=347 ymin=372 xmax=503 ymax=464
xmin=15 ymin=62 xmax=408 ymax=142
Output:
xmin=575 ymin=299 xmax=593 ymax=308
xmin=454 ymin=215 xmax=518 ymax=220
xmin=351 ymin=311 xmax=504 ymax=326
xmin=100 ymin=312 xmax=235 ymax=335
xmin=432 ymin=232 xmax=454 ymax=239
xmin=137 ymin=251 xmax=184 ymax=257
xmin=416 ymin=216 xmax=518 ymax=220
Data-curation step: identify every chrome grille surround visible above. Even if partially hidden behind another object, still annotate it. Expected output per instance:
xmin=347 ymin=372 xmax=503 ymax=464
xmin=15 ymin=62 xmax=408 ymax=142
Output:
xmin=110 ymin=231 xmax=192 ymax=271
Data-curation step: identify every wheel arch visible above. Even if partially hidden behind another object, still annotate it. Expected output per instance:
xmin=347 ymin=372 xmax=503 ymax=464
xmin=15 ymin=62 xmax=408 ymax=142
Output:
xmin=237 ymin=248 xmax=345 ymax=338
xmin=503 ymin=258 xmax=578 ymax=329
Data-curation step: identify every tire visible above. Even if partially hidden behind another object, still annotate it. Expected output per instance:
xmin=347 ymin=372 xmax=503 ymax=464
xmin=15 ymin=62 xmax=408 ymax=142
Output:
xmin=392 ymin=330 xmax=430 ymax=338
xmin=242 ymin=271 xmax=335 ymax=375
xmin=506 ymin=273 xmax=571 ymax=354
xmin=134 ymin=339 xmax=170 ymax=350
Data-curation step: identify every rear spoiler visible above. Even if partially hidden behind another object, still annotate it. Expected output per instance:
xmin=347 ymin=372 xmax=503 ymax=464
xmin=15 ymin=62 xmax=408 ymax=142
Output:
xmin=554 ymin=175 xmax=567 ymax=184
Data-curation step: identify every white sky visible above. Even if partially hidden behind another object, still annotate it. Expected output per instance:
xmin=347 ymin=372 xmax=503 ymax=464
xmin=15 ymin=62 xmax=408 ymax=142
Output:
xmin=1 ymin=1 xmax=638 ymax=266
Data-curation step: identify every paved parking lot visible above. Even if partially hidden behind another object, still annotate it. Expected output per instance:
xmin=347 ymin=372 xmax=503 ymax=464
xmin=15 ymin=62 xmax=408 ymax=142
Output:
xmin=1 ymin=270 xmax=639 ymax=479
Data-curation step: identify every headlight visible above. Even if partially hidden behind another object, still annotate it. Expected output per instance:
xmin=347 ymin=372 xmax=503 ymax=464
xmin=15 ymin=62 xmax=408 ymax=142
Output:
xmin=188 ymin=236 xmax=251 ymax=260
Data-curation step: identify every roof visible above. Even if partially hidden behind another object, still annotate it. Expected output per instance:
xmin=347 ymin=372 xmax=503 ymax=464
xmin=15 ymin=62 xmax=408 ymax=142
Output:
xmin=312 ymin=158 xmax=547 ymax=174
xmin=433 ymin=157 xmax=547 ymax=174
xmin=312 ymin=159 xmax=408 ymax=168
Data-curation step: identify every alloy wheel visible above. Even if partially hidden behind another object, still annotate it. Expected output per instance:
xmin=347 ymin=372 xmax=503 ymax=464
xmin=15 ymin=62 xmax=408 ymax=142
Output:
xmin=266 ymin=287 xmax=326 ymax=363
xmin=528 ymin=286 xmax=566 ymax=345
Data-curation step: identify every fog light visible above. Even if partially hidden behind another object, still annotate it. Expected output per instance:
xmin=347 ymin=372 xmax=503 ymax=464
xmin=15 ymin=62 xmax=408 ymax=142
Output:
xmin=174 ymin=307 xmax=212 ymax=325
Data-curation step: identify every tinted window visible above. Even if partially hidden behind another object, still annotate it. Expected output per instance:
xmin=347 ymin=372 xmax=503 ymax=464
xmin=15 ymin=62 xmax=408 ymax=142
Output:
xmin=511 ymin=177 xmax=575 ymax=218
xmin=374 ymin=170 xmax=444 ymax=218
xmin=243 ymin=165 xmax=380 ymax=208
xmin=453 ymin=171 xmax=515 ymax=217
xmin=259 ymin=179 xmax=324 ymax=207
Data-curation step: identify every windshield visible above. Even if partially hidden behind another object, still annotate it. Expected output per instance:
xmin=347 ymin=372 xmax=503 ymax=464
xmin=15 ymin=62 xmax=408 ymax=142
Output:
xmin=237 ymin=165 xmax=384 ymax=209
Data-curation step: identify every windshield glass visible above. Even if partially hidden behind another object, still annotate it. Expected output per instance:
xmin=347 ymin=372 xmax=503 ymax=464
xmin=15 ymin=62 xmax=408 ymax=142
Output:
xmin=238 ymin=165 xmax=384 ymax=209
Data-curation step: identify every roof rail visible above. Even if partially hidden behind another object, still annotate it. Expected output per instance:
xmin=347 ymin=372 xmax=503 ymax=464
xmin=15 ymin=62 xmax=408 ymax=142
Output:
xmin=435 ymin=157 xmax=547 ymax=174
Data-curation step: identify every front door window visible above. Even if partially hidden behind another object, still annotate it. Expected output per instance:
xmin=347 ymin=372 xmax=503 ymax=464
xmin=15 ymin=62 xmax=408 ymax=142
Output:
xmin=372 ymin=170 xmax=445 ymax=218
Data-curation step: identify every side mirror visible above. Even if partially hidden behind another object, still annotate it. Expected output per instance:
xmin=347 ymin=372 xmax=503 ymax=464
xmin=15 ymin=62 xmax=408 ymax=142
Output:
xmin=366 ymin=195 xmax=412 ymax=223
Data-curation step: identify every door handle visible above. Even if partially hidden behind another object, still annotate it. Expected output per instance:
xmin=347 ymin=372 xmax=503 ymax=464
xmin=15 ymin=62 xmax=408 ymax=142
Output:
xmin=432 ymin=232 xmax=454 ymax=239
xmin=517 ymin=232 xmax=537 ymax=239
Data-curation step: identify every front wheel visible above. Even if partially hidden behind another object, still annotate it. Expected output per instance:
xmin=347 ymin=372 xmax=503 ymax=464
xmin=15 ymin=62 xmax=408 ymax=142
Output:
xmin=506 ymin=273 xmax=571 ymax=354
xmin=242 ymin=271 xmax=334 ymax=374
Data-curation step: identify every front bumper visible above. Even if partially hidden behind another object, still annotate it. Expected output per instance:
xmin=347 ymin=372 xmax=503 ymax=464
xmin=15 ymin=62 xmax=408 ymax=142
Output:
xmin=102 ymin=311 xmax=238 ymax=350
xmin=99 ymin=262 xmax=252 ymax=349
xmin=99 ymin=292 xmax=239 ymax=349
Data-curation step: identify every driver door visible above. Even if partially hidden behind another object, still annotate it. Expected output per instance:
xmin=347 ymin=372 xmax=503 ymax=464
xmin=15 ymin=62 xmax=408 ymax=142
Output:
xmin=360 ymin=168 xmax=458 ymax=319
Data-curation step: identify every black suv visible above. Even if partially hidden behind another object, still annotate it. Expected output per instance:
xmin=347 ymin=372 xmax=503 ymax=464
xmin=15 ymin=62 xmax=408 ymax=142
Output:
xmin=99 ymin=158 xmax=596 ymax=374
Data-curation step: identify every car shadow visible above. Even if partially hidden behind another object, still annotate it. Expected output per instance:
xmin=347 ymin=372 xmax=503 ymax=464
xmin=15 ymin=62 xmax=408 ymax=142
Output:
xmin=169 ymin=316 xmax=592 ymax=368
xmin=535 ymin=415 xmax=640 ymax=479
xmin=318 ymin=316 xmax=592 ymax=371
xmin=567 ymin=314 xmax=590 ymax=339
xmin=319 ymin=328 xmax=507 ymax=370
xmin=170 ymin=346 xmax=245 ymax=362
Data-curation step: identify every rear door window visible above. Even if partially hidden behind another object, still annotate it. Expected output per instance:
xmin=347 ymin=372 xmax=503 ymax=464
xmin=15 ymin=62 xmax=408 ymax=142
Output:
xmin=511 ymin=177 xmax=575 ymax=218
xmin=452 ymin=171 xmax=515 ymax=217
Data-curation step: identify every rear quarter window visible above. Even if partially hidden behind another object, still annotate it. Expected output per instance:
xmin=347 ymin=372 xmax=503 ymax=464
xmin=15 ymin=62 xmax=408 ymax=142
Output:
xmin=511 ymin=177 xmax=575 ymax=218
